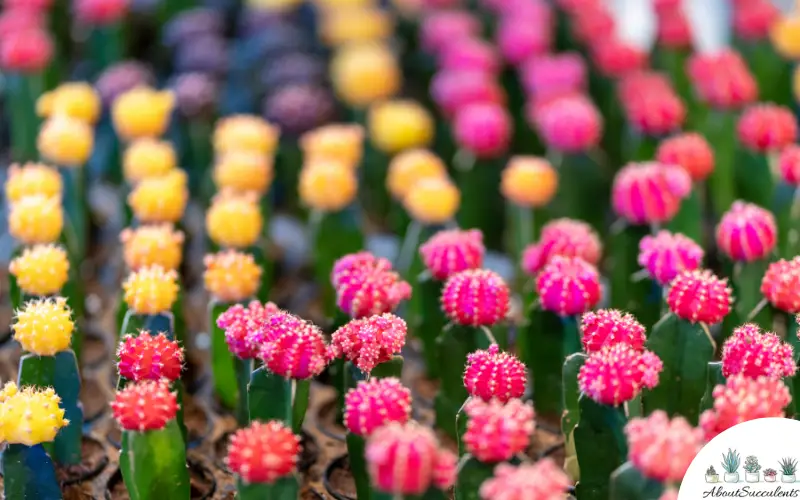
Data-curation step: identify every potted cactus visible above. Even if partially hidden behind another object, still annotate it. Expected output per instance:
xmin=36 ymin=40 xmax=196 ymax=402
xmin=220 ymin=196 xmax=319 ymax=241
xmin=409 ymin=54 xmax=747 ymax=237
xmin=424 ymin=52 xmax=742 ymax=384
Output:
xmin=706 ymin=466 xmax=719 ymax=483
xmin=765 ymin=469 xmax=778 ymax=482
xmin=781 ymin=458 xmax=798 ymax=483
xmin=722 ymin=449 xmax=741 ymax=483
xmin=744 ymin=455 xmax=761 ymax=482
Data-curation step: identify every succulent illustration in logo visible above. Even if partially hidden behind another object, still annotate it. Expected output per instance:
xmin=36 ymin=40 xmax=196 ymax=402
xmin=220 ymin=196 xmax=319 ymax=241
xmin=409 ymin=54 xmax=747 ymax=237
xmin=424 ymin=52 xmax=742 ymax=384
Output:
xmin=722 ymin=449 xmax=741 ymax=483
xmin=780 ymin=457 xmax=798 ymax=483
xmin=744 ymin=456 xmax=761 ymax=482
xmin=706 ymin=465 xmax=720 ymax=483
xmin=765 ymin=468 xmax=778 ymax=482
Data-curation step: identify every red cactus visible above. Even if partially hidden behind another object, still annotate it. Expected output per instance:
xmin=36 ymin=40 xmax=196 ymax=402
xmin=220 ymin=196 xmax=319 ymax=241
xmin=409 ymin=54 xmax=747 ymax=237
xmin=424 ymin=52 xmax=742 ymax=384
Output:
xmin=721 ymin=323 xmax=796 ymax=379
xmin=536 ymin=256 xmax=602 ymax=317
xmin=687 ymin=50 xmax=757 ymax=110
xmin=453 ymin=102 xmax=512 ymax=159
xmin=761 ymin=257 xmax=800 ymax=313
xmin=111 ymin=379 xmax=178 ymax=432
xmin=441 ymin=268 xmax=510 ymax=326
xmin=216 ymin=300 xmax=280 ymax=359
xmin=226 ymin=420 xmax=300 ymax=484
xmin=522 ymin=218 xmax=602 ymax=276
xmin=612 ymin=161 xmax=692 ymax=225
xmin=463 ymin=344 xmax=527 ymax=403
xmin=570 ymin=4 xmax=615 ymax=44
xmin=591 ymin=39 xmax=648 ymax=79
xmin=463 ymin=398 xmax=535 ymax=463
xmin=656 ymin=8 xmax=692 ymax=48
xmin=419 ymin=228 xmax=485 ymax=281
xmin=365 ymin=422 xmax=445 ymax=495
xmin=619 ymin=73 xmax=686 ymax=136
xmin=534 ymin=95 xmax=602 ymax=153
xmin=656 ymin=132 xmax=715 ymax=182
xmin=578 ymin=343 xmax=663 ymax=406
xmin=580 ymin=309 xmax=646 ymax=354
xmin=432 ymin=449 xmax=457 ymax=490
xmin=737 ymin=104 xmax=798 ymax=153
xmin=258 ymin=317 xmax=330 ymax=379
xmin=733 ymin=0 xmax=778 ymax=41
xmin=480 ymin=459 xmax=570 ymax=500
xmin=638 ymin=230 xmax=704 ymax=286
xmin=331 ymin=313 xmax=407 ymax=374
xmin=439 ymin=38 xmax=501 ymax=76
xmin=74 ymin=0 xmax=128 ymax=25
xmin=779 ymin=145 xmax=800 ymax=186
xmin=0 ymin=28 xmax=53 ymax=73
xmin=715 ymin=201 xmax=777 ymax=262
xmin=333 ymin=252 xmax=411 ymax=319
xmin=625 ymin=411 xmax=703 ymax=482
xmin=344 ymin=378 xmax=411 ymax=436
xmin=117 ymin=333 xmax=184 ymax=382
xmin=666 ymin=269 xmax=732 ymax=325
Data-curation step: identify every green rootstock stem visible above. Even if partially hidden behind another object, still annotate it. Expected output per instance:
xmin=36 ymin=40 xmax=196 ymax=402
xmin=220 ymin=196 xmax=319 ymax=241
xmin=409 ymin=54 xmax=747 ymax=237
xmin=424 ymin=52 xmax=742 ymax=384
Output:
xmin=208 ymin=300 xmax=243 ymax=411
xmin=732 ymin=260 xmax=772 ymax=331
xmin=396 ymin=220 xmax=424 ymax=279
xmin=703 ymin=111 xmax=737 ymax=218
xmin=609 ymin=462 xmax=665 ymax=500
xmin=275 ymin=140 xmax=303 ymax=215
xmin=455 ymin=455 xmax=496 ymax=500
xmin=574 ymin=396 xmax=628 ymax=500
xmin=347 ymin=433 xmax=371 ymax=500
xmin=360 ymin=144 xmax=391 ymax=224
xmin=699 ymin=361 xmax=725 ymax=414
xmin=60 ymin=167 xmax=89 ymax=264
xmin=562 ymin=353 xmax=588 ymax=483
xmin=120 ymin=420 xmax=190 ymax=500
xmin=743 ymin=40 xmax=793 ymax=105
xmin=550 ymin=151 xmax=610 ymax=237
xmin=655 ymin=48 xmax=691 ymax=107
xmin=774 ymin=182 xmax=798 ymax=259
xmin=643 ymin=314 xmax=715 ymax=425
xmin=237 ymin=476 xmax=300 ymax=500
xmin=7 ymin=73 xmax=43 ymax=162
xmin=415 ymin=275 xmax=445 ymax=380
xmin=435 ymin=325 xmax=493 ymax=440
xmin=787 ymin=316 xmax=800 ymax=418
xmin=1 ymin=444 xmax=62 ymax=500
xmin=666 ymin=186 xmax=703 ymax=244
xmin=736 ymin=151 xmax=775 ymax=208
xmin=120 ymin=310 xmax=175 ymax=340
xmin=609 ymin=223 xmax=659 ymax=327
xmin=455 ymin=152 xmax=506 ymax=251
xmin=625 ymin=131 xmax=659 ymax=163
xmin=235 ymin=357 xmax=253 ymax=426
xmin=248 ymin=367 xmax=312 ymax=433
xmin=250 ymin=242 xmax=273 ymax=305
xmin=90 ymin=114 xmax=123 ymax=184
xmin=17 ymin=351 xmax=82 ymax=465
xmin=88 ymin=23 xmax=124 ymax=75
xmin=519 ymin=306 xmax=564 ymax=417
xmin=184 ymin=119 xmax=214 ymax=200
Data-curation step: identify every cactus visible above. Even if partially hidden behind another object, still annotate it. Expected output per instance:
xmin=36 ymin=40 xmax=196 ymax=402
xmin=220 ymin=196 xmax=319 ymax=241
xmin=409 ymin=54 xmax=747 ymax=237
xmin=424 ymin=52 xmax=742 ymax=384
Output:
xmin=744 ymin=456 xmax=761 ymax=474
xmin=722 ymin=449 xmax=741 ymax=474
xmin=120 ymin=266 xmax=179 ymax=343
xmin=780 ymin=458 xmax=798 ymax=476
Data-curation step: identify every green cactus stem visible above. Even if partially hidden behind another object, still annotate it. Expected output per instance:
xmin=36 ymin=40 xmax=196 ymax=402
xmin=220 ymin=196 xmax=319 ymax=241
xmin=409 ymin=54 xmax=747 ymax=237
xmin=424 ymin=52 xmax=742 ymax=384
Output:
xmin=625 ymin=132 xmax=659 ymax=163
xmin=120 ymin=310 xmax=175 ymax=341
xmin=7 ymin=73 xmax=43 ymax=163
xmin=455 ymin=153 xmax=505 ymax=251
xmin=16 ymin=351 xmax=82 ymax=465
xmin=119 ymin=420 xmax=191 ymax=500
xmin=741 ymin=40 xmax=793 ymax=106
xmin=643 ymin=313 xmax=715 ymax=425
xmin=87 ymin=23 xmax=124 ymax=76
xmin=60 ymin=167 xmax=88 ymax=264
xmin=610 ymin=462 xmax=665 ymax=500
xmin=208 ymin=299 xmax=244 ymax=413
xmin=505 ymin=203 xmax=542 ymax=276
xmin=702 ymin=111 xmax=737 ymax=218
xmin=699 ymin=361 xmax=725 ymax=413
xmin=731 ymin=260 xmax=773 ymax=330
xmin=360 ymin=145 xmax=391 ymax=223
xmin=415 ymin=274 xmax=445 ymax=380
xmin=573 ymin=396 xmax=628 ymax=500
xmin=609 ymin=222 xmax=660 ymax=327
xmin=455 ymin=455 xmax=497 ymax=500
xmin=347 ymin=432 xmax=371 ymax=500
xmin=550 ymin=153 xmax=609 ymax=236
xmin=518 ymin=305 xmax=565 ymax=417
xmin=774 ymin=181 xmax=798 ymax=259
xmin=237 ymin=476 xmax=301 ymax=500
xmin=1 ymin=443 xmax=62 ymax=500
xmin=562 ymin=352 xmax=588 ymax=483
xmin=247 ymin=366 xmax=312 ymax=434
xmin=666 ymin=187 xmax=703 ymax=244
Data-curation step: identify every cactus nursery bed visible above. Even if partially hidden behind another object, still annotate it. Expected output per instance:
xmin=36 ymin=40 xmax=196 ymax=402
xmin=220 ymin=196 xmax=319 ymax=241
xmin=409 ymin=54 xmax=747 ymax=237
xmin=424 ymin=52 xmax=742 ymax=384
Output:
xmin=5 ymin=0 xmax=800 ymax=499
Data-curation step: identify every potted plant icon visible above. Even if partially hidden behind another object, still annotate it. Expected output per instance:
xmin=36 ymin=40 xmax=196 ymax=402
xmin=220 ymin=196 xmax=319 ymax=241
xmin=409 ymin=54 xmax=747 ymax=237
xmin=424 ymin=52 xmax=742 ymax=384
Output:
xmin=765 ymin=469 xmax=778 ymax=482
xmin=706 ymin=466 xmax=720 ymax=483
xmin=780 ymin=458 xmax=798 ymax=483
xmin=722 ymin=449 xmax=741 ymax=483
xmin=744 ymin=456 xmax=761 ymax=482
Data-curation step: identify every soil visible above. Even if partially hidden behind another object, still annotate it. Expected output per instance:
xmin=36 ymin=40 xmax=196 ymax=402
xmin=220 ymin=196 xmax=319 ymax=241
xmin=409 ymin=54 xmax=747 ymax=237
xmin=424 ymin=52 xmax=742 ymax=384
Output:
xmin=327 ymin=457 xmax=356 ymax=500
xmin=107 ymin=462 xmax=215 ymax=500
xmin=413 ymin=376 xmax=438 ymax=407
xmin=57 ymin=437 xmax=110 ymax=485
xmin=81 ymin=330 xmax=109 ymax=368
xmin=316 ymin=398 xmax=346 ymax=442
xmin=81 ymin=376 xmax=109 ymax=423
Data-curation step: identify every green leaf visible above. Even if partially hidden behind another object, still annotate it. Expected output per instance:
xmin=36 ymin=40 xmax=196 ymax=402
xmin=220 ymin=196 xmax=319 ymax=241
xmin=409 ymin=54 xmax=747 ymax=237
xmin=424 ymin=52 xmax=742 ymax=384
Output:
xmin=1 ymin=443 xmax=62 ymax=500
xmin=209 ymin=300 xmax=241 ymax=410
xmin=455 ymin=455 xmax=495 ymax=500
xmin=519 ymin=307 xmax=564 ymax=417
xmin=415 ymin=276 xmax=445 ymax=380
xmin=610 ymin=462 xmax=665 ymax=500
xmin=120 ymin=420 xmax=190 ymax=500
xmin=699 ymin=361 xmax=725 ymax=414
xmin=434 ymin=325 xmax=484 ymax=439
xmin=644 ymin=314 xmax=715 ymax=425
xmin=292 ymin=379 xmax=311 ymax=434
xmin=238 ymin=475 xmax=300 ymax=500
xmin=574 ymin=396 xmax=627 ymax=500
xmin=347 ymin=433 xmax=371 ymax=500
xmin=248 ymin=366 xmax=292 ymax=426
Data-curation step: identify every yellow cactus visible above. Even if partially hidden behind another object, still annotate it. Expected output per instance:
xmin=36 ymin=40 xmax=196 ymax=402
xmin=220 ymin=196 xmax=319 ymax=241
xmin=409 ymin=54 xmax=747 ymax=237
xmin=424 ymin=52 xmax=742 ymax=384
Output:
xmin=213 ymin=115 xmax=280 ymax=156
xmin=299 ymin=160 xmax=358 ymax=212
xmin=0 ymin=382 xmax=69 ymax=446
xmin=37 ymin=82 xmax=101 ymax=124
xmin=120 ymin=224 xmax=184 ymax=271
xmin=128 ymin=170 xmax=189 ymax=224
xmin=321 ymin=7 xmax=394 ymax=45
xmin=203 ymin=250 xmax=262 ymax=302
xmin=5 ymin=163 xmax=62 ymax=204
xmin=112 ymin=87 xmax=175 ymax=141
xmin=300 ymin=124 xmax=364 ymax=168
xmin=501 ymin=156 xmax=558 ymax=208
xmin=9 ymin=244 xmax=70 ymax=296
xmin=330 ymin=43 xmax=401 ymax=108
xmin=12 ymin=297 xmax=74 ymax=356
xmin=206 ymin=192 xmax=263 ymax=249
xmin=213 ymin=151 xmax=274 ymax=195
xmin=9 ymin=195 xmax=64 ymax=245
xmin=771 ymin=14 xmax=800 ymax=59
xmin=37 ymin=115 xmax=95 ymax=166
xmin=403 ymin=176 xmax=460 ymax=225
xmin=122 ymin=265 xmax=179 ymax=315
xmin=123 ymin=139 xmax=177 ymax=184
xmin=368 ymin=99 xmax=434 ymax=154
xmin=386 ymin=149 xmax=448 ymax=201
xmin=313 ymin=0 xmax=375 ymax=9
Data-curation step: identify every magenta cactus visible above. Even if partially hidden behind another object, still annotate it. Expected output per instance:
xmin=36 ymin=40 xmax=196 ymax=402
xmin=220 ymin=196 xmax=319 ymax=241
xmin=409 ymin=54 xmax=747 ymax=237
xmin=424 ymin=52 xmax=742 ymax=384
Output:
xmin=535 ymin=255 xmax=602 ymax=317
xmin=332 ymin=252 xmax=411 ymax=319
xmin=721 ymin=323 xmax=796 ymax=379
xmin=624 ymin=411 xmax=703 ymax=482
xmin=257 ymin=319 xmax=330 ymax=379
xmin=666 ymin=269 xmax=732 ymax=325
xmin=441 ymin=268 xmax=510 ymax=326
xmin=715 ymin=201 xmax=777 ymax=262
xmin=453 ymin=102 xmax=512 ymax=159
xmin=737 ymin=103 xmax=798 ymax=153
xmin=612 ymin=161 xmax=692 ymax=225
xmin=637 ymin=230 xmax=704 ymax=286
xmin=580 ymin=309 xmax=647 ymax=354
xmin=344 ymin=378 xmax=411 ymax=436
xmin=419 ymin=228 xmax=485 ymax=281
xmin=534 ymin=95 xmax=602 ymax=153
xmin=519 ymin=52 xmax=586 ymax=102
xmin=480 ymin=459 xmax=570 ymax=499
xmin=216 ymin=300 xmax=280 ymax=359
xmin=430 ymin=70 xmax=506 ymax=118
xmin=463 ymin=344 xmax=527 ymax=403
xmin=521 ymin=218 xmax=602 ymax=276
xmin=761 ymin=257 xmax=800 ymax=313
xmin=439 ymin=38 xmax=501 ymax=75
xmin=420 ymin=10 xmax=480 ymax=57
xmin=463 ymin=398 xmax=535 ymax=463
xmin=578 ymin=343 xmax=663 ymax=406
xmin=331 ymin=313 xmax=407 ymax=374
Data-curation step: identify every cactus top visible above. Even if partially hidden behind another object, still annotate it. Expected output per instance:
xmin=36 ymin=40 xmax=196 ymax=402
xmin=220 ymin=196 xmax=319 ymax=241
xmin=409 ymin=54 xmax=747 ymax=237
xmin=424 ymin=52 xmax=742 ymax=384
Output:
xmin=419 ymin=228 xmax=485 ymax=281
xmin=716 ymin=201 xmax=777 ymax=262
xmin=122 ymin=139 xmax=177 ymax=184
xmin=453 ymin=102 xmax=512 ymax=159
xmin=122 ymin=265 xmax=179 ymax=315
xmin=217 ymin=300 xmax=280 ymax=359
xmin=699 ymin=375 xmax=791 ymax=441
xmin=111 ymin=379 xmax=179 ymax=432
xmin=479 ymin=459 xmax=570 ymax=500
xmin=656 ymin=132 xmax=715 ymax=182
xmin=331 ymin=251 xmax=390 ymax=287
xmin=37 ymin=82 xmax=101 ymax=124
xmin=226 ymin=420 xmax=299 ymax=484
xmin=771 ymin=14 xmax=800 ymax=59
xmin=127 ymin=170 xmax=189 ymax=224
xmin=721 ymin=323 xmax=796 ymax=379
xmin=117 ymin=333 xmax=184 ymax=382
xmin=500 ymin=156 xmax=558 ymax=209
xmin=578 ymin=343 xmax=663 ymax=406
xmin=9 ymin=243 xmax=69 ymax=296
xmin=4 ymin=162 xmax=62 ymax=203
xmin=213 ymin=151 xmax=274 ymax=196
xmin=206 ymin=191 xmax=263 ymax=249
xmin=344 ymin=378 xmax=411 ymax=436
xmin=618 ymin=72 xmax=685 ymax=137
xmin=332 ymin=252 xmax=411 ymax=319
xmin=13 ymin=297 xmax=74 ymax=356
xmin=112 ymin=87 xmax=175 ymax=141
xmin=779 ymin=145 xmax=800 ymax=186
xmin=737 ymin=103 xmax=798 ymax=153
xmin=298 ymin=159 xmax=359 ymax=213
xmin=74 ymin=0 xmax=128 ymax=25
xmin=203 ymin=250 xmax=262 ymax=303
xmin=257 ymin=315 xmax=330 ymax=379
xmin=299 ymin=123 xmax=364 ymax=169
xmin=534 ymin=94 xmax=602 ymax=154
xmin=463 ymin=344 xmax=527 ymax=403
xmin=9 ymin=194 xmax=64 ymax=246
xmin=442 ymin=268 xmax=510 ymax=326
xmin=536 ymin=256 xmax=602 ymax=317
xmin=762 ymin=257 xmax=800 ymax=314
xmin=580 ymin=309 xmax=646 ymax=354
xmin=120 ymin=224 xmax=184 ymax=272
xmin=625 ymin=410 xmax=703 ymax=483
xmin=330 ymin=43 xmax=401 ymax=108
xmin=522 ymin=218 xmax=602 ymax=276
xmin=687 ymin=50 xmax=757 ymax=110
xmin=638 ymin=230 xmax=704 ymax=286
xmin=419 ymin=10 xmax=480 ymax=57
xmin=37 ymin=114 xmax=94 ymax=166
xmin=666 ymin=269 xmax=732 ymax=325
xmin=463 ymin=398 xmax=535 ymax=463
xmin=0 ymin=382 xmax=69 ymax=446
xmin=368 ymin=99 xmax=434 ymax=154
xmin=386 ymin=149 xmax=448 ymax=201
xmin=213 ymin=115 xmax=280 ymax=157
xmin=612 ymin=161 xmax=691 ymax=225
xmin=331 ymin=313 xmax=407 ymax=374
xmin=591 ymin=39 xmax=648 ymax=79
xmin=402 ymin=176 xmax=461 ymax=225
xmin=733 ymin=0 xmax=778 ymax=40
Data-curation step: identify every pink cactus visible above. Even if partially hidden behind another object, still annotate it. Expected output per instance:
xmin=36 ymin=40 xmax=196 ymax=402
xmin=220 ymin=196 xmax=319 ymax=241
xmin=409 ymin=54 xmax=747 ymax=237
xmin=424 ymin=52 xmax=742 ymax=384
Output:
xmin=420 ymin=11 xmax=481 ymax=57
xmin=111 ymin=379 xmax=178 ymax=432
xmin=700 ymin=375 xmax=791 ymax=441
xmin=638 ymin=231 xmax=704 ymax=286
xmin=570 ymin=4 xmax=615 ymax=44
xmin=535 ymin=256 xmax=602 ymax=317
xmin=519 ymin=52 xmax=586 ymax=101
xmin=578 ymin=343 xmax=663 ymax=406
xmin=591 ymin=39 xmax=648 ymax=79
xmin=761 ymin=257 xmax=800 ymax=313
xmin=344 ymin=378 xmax=411 ymax=436
xmin=463 ymin=398 xmax=535 ymax=463
xmin=74 ymin=0 xmax=128 ymax=25
xmin=258 ymin=318 xmax=330 ymax=379
xmin=463 ymin=344 xmax=527 ymax=403
xmin=216 ymin=300 xmax=280 ymax=359
xmin=117 ymin=333 xmax=184 ymax=381
xmin=580 ymin=309 xmax=647 ymax=354
xmin=733 ymin=0 xmax=778 ymax=41
xmin=226 ymin=420 xmax=300 ymax=484
xmin=656 ymin=9 xmax=692 ymax=48
xmin=439 ymin=38 xmax=501 ymax=75
xmin=331 ymin=313 xmax=407 ymax=374
xmin=612 ymin=162 xmax=692 ymax=225
xmin=521 ymin=218 xmax=602 ymax=276
xmin=656 ymin=132 xmax=715 ymax=182
xmin=666 ymin=269 xmax=732 ymax=325
xmin=721 ymin=323 xmax=796 ymax=379
xmin=431 ymin=70 xmax=506 ymax=118
xmin=479 ymin=459 xmax=570 ymax=500
xmin=453 ymin=102 xmax=512 ymax=159
xmin=496 ymin=17 xmax=550 ymax=65
xmin=620 ymin=78 xmax=686 ymax=137
xmin=419 ymin=228 xmax=485 ymax=281
xmin=441 ymin=269 xmax=510 ymax=326
xmin=715 ymin=201 xmax=777 ymax=262
xmin=333 ymin=252 xmax=411 ymax=319
xmin=331 ymin=251 xmax=391 ymax=289
xmin=625 ymin=411 xmax=703 ymax=482
xmin=534 ymin=95 xmax=602 ymax=153
xmin=737 ymin=103 xmax=798 ymax=153
xmin=779 ymin=145 xmax=800 ymax=185
xmin=432 ymin=450 xmax=457 ymax=490
xmin=687 ymin=50 xmax=757 ymax=110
